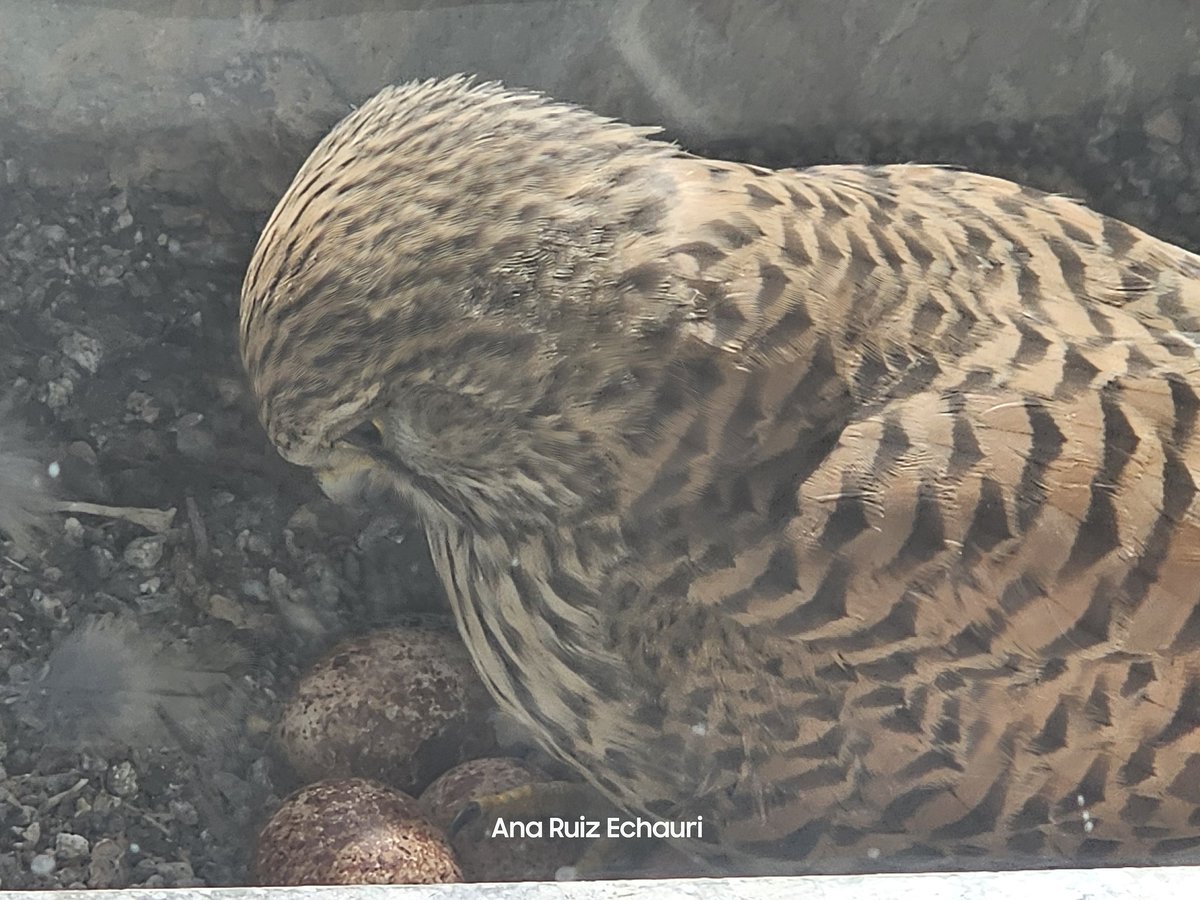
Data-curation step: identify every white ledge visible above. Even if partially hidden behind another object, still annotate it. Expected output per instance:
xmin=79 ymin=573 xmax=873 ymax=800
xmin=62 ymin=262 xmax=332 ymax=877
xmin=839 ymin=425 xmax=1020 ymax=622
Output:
xmin=6 ymin=868 xmax=1200 ymax=900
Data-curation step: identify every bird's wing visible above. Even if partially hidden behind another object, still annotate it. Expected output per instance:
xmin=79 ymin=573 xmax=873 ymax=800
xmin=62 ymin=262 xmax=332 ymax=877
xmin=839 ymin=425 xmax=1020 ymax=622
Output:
xmin=601 ymin=160 xmax=1200 ymax=846
xmin=635 ymin=160 xmax=1200 ymax=366
xmin=717 ymin=375 xmax=1200 ymax=659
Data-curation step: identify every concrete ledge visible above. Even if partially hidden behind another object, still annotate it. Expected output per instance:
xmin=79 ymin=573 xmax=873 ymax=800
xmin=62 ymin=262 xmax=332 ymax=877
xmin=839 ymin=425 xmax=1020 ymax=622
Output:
xmin=5 ymin=867 xmax=1200 ymax=900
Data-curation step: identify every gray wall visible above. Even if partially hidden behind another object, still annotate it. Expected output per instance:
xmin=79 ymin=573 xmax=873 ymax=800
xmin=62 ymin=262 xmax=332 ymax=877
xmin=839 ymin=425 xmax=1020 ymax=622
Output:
xmin=2 ymin=1 xmax=1198 ymax=238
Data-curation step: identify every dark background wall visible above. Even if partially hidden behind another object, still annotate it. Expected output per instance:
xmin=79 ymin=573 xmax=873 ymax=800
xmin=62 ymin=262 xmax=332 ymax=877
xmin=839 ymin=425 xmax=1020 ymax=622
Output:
xmin=2 ymin=0 xmax=1199 ymax=246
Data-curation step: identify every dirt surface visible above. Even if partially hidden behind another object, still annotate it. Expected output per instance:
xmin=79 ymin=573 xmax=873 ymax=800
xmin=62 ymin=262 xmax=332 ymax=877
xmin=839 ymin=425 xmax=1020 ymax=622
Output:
xmin=1 ymin=80 xmax=1200 ymax=888
xmin=0 ymin=177 xmax=450 ymax=889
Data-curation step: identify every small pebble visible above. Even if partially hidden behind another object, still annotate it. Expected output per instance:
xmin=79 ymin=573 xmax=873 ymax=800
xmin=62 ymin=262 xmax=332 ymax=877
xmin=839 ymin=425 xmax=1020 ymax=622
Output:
xmin=87 ymin=839 xmax=126 ymax=889
xmin=55 ymin=833 xmax=89 ymax=860
xmin=62 ymin=518 xmax=85 ymax=544
xmin=156 ymin=860 xmax=196 ymax=886
xmin=106 ymin=761 xmax=138 ymax=797
xmin=34 ymin=590 xmax=66 ymax=620
xmin=125 ymin=390 xmax=161 ymax=424
xmin=89 ymin=546 xmax=117 ymax=578
xmin=204 ymin=593 xmax=247 ymax=627
xmin=122 ymin=536 xmax=164 ymax=571
xmin=30 ymin=854 xmax=56 ymax=876
xmin=169 ymin=800 xmax=199 ymax=827
xmin=60 ymin=332 xmax=103 ymax=374
xmin=45 ymin=377 xmax=74 ymax=409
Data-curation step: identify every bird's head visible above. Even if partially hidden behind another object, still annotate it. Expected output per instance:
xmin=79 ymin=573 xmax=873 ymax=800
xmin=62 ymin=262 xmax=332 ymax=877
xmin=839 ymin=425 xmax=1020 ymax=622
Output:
xmin=239 ymin=76 xmax=687 ymax=533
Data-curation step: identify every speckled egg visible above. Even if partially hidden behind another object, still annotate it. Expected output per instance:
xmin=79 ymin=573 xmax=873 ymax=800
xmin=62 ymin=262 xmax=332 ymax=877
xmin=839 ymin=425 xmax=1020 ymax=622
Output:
xmin=255 ymin=777 xmax=463 ymax=885
xmin=419 ymin=757 xmax=585 ymax=881
xmin=277 ymin=617 xmax=497 ymax=793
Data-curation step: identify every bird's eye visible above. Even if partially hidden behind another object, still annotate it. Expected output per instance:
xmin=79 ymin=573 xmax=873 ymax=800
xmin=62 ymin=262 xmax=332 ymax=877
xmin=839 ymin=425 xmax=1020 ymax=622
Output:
xmin=342 ymin=420 xmax=385 ymax=449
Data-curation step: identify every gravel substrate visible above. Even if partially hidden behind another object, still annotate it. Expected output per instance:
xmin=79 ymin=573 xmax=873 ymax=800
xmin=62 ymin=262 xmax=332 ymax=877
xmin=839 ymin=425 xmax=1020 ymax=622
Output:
xmin=0 ymin=175 xmax=448 ymax=889
xmin=1 ymin=76 xmax=1200 ymax=888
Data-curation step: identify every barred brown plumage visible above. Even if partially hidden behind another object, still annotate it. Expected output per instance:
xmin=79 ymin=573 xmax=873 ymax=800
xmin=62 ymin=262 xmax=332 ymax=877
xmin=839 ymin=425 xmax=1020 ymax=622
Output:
xmin=240 ymin=75 xmax=1200 ymax=872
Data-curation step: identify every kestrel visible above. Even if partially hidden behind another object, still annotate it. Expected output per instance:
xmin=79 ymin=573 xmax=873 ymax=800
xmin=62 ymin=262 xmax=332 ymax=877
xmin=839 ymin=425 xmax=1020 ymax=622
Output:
xmin=240 ymin=76 xmax=1200 ymax=872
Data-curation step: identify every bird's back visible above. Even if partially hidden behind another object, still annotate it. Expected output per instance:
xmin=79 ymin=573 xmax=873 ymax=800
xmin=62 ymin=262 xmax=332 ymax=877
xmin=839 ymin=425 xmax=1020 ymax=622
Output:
xmin=590 ymin=160 xmax=1200 ymax=869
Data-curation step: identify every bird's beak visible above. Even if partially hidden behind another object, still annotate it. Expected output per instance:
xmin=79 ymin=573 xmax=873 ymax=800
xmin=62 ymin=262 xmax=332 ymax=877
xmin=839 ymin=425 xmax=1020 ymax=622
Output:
xmin=314 ymin=454 xmax=392 ymax=508
xmin=315 ymin=464 xmax=359 ymax=505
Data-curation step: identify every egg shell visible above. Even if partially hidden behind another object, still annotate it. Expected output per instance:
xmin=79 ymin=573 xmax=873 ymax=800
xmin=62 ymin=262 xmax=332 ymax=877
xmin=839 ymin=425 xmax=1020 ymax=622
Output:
xmin=278 ymin=617 xmax=497 ymax=793
xmin=255 ymin=777 xmax=463 ymax=885
xmin=420 ymin=756 xmax=549 ymax=830
xmin=419 ymin=757 xmax=585 ymax=882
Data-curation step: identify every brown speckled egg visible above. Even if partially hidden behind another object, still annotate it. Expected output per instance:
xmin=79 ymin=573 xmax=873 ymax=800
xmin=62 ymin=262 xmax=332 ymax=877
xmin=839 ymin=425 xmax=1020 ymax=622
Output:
xmin=255 ymin=777 xmax=463 ymax=885
xmin=419 ymin=757 xmax=585 ymax=882
xmin=278 ymin=617 xmax=497 ymax=793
